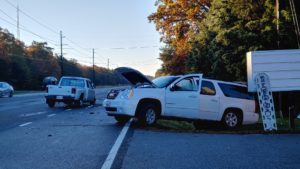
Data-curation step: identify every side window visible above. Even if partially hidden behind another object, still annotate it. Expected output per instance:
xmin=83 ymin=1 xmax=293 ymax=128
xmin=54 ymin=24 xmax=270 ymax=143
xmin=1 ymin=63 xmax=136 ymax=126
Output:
xmin=200 ymin=81 xmax=216 ymax=95
xmin=89 ymin=81 xmax=94 ymax=89
xmin=86 ymin=81 xmax=91 ymax=89
xmin=218 ymin=83 xmax=254 ymax=100
xmin=173 ymin=78 xmax=197 ymax=91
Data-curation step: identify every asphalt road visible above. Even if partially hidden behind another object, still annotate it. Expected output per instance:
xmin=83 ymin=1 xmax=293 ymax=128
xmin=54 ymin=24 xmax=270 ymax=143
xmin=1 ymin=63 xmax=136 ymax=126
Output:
xmin=120 ymin=130 xmax=300 ymax=169
xmin=1 ymin=88 xmax=300 ymax=169
xmin=0 ymin=88 xmax=123 ymax=169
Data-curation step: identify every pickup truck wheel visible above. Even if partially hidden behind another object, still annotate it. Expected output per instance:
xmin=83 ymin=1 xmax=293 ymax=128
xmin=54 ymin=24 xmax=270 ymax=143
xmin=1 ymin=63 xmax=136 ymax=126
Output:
xmin=47 ymin=101 xmax=55 ymax=108
xmin=222 ymin=110 xmax=242 ymax=129
xmin=75 ymin=100 xmax=83 ymax=107
xmin=114 ymin=116 xmax=130 ymax=124
xmin=139 ymin=104 xmax=158 ymax=126
xmin=90 ymin=98 xmax=96 ymax=105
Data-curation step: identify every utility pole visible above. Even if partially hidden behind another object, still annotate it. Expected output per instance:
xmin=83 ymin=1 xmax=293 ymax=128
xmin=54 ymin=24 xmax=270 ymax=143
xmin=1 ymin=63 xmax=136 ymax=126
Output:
xmin=107 ymin=59 xmax=110 ymax=70
xmin=92 ymin=48 xmax=95 ymax=84
xmin=276 ymin=0 xmax=283 ymax=119
xmin=276 ymin=0 xmax=280 ymax=49
xmin=60 ymin=31 xmax=64 ymax=76
xmin=17 ymin=4 xmax=20 ymax=39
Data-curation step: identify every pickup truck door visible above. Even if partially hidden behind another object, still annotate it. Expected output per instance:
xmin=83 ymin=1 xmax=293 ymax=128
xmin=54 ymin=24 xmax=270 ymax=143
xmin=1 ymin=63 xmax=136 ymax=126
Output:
xmin=165 ymin=75 xmax=202 ymax=119
xmin=199 ymin=80 xmax=220 ymax=120
xmin=86 ymin=80 xmax=95 ymax=101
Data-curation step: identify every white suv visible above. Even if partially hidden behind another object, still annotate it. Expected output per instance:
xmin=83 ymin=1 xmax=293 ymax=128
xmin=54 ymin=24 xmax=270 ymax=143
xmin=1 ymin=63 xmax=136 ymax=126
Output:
xmin=103 ymin=67 xmax=259 ymax=129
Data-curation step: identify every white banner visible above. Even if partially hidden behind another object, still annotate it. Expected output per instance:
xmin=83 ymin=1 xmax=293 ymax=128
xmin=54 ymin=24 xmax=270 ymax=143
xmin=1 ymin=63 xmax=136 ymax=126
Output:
xmin=255 ymin=73 xmax=277 ymax=131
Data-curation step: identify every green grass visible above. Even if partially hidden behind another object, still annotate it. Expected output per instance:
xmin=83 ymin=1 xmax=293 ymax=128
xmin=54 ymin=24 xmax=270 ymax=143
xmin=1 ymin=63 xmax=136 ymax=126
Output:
xmin=150 ymin=118 xmax=300 ymax=134
xmin=156 ymin=119 xmax=195 ymax=131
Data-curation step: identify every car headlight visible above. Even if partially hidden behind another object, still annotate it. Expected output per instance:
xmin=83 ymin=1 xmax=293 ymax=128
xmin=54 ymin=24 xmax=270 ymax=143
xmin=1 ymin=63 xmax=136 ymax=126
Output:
xmin=120 ymin=89 xmax=134 ymax=99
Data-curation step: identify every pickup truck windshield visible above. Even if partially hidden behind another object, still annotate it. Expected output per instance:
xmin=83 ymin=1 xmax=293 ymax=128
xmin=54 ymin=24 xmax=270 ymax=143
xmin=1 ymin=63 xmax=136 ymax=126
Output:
xmin=152 ymin=76 xmax=179 ymax=88
xmin=60 ymin=78 xmax=85 ymax=88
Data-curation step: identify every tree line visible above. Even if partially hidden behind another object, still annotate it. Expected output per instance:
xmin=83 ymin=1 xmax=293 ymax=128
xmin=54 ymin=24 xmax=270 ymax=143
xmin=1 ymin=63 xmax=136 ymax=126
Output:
xmin=149 ymin=0 xmax=300 ymax=81
xmin=0 ymin=27 xmax=127 ymax=90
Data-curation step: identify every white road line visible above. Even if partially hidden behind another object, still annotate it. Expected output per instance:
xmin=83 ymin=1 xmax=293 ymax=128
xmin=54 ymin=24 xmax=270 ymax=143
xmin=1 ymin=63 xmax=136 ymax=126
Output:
xmin=19 ymin=122 xmax=32 ymax=127
xmin=101 ymin=119 xmax=132 ymax=169
xmin=65 ymin=109 xmax=72 ymax=111
xmin=47 ymin=114 xmax=56 ymax=117
xmin=20 ymin=111 xmax=46 ymax=117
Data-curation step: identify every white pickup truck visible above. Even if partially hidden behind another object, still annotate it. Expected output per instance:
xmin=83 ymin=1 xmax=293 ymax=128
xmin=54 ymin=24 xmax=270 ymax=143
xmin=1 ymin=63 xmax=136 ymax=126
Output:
xmin=103 ymin=67 xmax=259 ymax=129
xmin=45 ymin=76 xmax=96 ymax=107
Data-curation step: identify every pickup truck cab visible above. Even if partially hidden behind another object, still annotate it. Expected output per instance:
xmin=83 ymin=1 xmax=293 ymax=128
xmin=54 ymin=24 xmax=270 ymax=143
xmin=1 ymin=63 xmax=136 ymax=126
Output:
xmin=45 ymin=76 xmax=96 ymax=107
xmin=103 ymin=67 xmax=259 ymax=129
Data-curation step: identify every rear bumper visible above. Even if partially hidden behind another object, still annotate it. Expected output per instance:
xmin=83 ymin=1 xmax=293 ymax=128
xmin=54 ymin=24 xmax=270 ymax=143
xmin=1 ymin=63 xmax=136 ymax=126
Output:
xmin=45 ymin=95 xmax=76 ymax=103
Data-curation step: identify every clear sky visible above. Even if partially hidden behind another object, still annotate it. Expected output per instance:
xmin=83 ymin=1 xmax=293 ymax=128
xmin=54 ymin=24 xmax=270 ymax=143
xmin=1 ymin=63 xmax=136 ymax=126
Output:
xmin=0 ymin=0 xmax=162 ymax=76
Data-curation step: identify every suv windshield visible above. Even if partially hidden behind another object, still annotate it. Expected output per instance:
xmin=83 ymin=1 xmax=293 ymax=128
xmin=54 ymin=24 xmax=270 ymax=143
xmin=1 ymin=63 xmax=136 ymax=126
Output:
xmin=152 ymin=76 xmax=179 ymax=88
xmin=60 ymin=78 xmax=85 ymax=88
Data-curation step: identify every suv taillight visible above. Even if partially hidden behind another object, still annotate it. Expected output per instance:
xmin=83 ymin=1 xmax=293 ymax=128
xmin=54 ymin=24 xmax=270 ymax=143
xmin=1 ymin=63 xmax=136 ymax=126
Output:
xmin=71 ymin=88 xmax=76 ymax=94
xmin=46 ymin=86 xmax=48 ymax=93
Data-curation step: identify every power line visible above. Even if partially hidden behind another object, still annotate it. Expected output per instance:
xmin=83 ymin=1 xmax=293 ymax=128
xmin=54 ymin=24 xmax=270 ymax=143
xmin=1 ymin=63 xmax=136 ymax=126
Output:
xmin=0 ymin=16 xmax=58 ymax=45
xmin=0 ymin=7 xmax=17 ymax=22
xmin=289 ymin=0 xmax=300 ymax=48
xmin=65 ymin=46 xmax=92 ymax=58
xmin=96 ymin=45 xmax=159 ymax=51
xmin=4 ymin=0 xmax=98 ymax=57
xmin=65 ymin=37 xmax=91 ymax=54
xmin=64 ymin=49 xmax=92 ymax=59
xmin=0 ymin=7 xmax=58 ymax=44
xmin=4 ymin=0 xmax=59 ymax=35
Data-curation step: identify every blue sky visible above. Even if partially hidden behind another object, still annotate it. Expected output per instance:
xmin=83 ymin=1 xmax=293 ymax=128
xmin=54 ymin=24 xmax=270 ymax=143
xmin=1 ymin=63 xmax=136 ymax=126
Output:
xmin=0 ymin=0 xmax=162 ymax=76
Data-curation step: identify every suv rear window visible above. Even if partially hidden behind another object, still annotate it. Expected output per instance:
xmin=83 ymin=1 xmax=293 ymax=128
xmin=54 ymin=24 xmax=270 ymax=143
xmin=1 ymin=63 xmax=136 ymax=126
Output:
xmin=218 ymin=83 xmax=254 ymax=100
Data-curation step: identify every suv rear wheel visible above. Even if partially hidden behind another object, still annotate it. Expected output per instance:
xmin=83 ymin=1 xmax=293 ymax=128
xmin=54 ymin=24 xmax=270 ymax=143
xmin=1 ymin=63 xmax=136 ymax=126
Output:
xmin=139 ymin=103 xmax=158 ymax=126
xmin=222 ymin=110 xmax=242 ymax=129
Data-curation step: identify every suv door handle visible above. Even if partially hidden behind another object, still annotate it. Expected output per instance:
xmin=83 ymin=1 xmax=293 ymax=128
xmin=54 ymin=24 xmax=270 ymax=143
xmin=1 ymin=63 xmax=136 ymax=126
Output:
xmin=211 ymin=99 xmax=218 ymax=102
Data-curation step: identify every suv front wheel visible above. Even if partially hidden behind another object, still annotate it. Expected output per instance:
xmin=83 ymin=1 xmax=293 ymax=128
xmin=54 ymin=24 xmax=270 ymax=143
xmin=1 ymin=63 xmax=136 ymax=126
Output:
xmin=139 ymin=103 xmax=158 ymax=126
xmin=222 ymin=110 xmax=242 ymax=129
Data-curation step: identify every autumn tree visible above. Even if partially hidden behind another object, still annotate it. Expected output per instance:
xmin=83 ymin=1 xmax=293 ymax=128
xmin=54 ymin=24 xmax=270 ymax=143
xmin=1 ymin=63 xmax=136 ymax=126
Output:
xmin=0 ymin=27 xmax=127 ymax=90
xmin=151 ymin=0 xmax=299 ymax=79
xmin=148 ymin=0 xmax=211 ymax=74
xmin=187 ymin=0 xmax=297 ymax=81
xmin=25 ymin=42 xmax=61 ymax=88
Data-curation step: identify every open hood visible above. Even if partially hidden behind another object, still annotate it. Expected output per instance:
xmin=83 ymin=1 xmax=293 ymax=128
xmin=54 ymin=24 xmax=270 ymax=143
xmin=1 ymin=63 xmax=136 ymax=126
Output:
xmin=115 ymin=67 xmax=155 ymax=87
